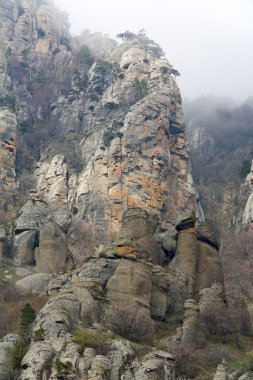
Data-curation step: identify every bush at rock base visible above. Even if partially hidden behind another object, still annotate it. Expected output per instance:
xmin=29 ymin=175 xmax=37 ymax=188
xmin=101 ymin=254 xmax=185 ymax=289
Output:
xmin=105 ymin=305 xmax=155 ymax=344
xmin=74 ymin=328 xmax=110 ymax=355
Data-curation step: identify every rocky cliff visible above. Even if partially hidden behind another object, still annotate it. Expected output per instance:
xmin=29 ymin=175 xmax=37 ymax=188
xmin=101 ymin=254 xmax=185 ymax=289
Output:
xmin=0 ymin=1 xmax=251 ymax=379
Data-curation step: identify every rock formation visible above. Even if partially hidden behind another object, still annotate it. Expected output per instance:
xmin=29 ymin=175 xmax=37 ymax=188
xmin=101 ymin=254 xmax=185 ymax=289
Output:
xmin=0 ymin=1 xmax=247 ymax=379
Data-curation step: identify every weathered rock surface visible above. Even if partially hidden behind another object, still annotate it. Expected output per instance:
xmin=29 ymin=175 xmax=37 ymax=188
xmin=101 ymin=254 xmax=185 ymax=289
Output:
xmin=107 ymin=259 xmax=152 ymax=309
xmin=0 ymin=1 xmax=236 ymax=379
xmin=213 ymin=360 xmax=229 ymax=380
xmin=114 ymin=207 xmax=164 ymax=264
xmin=16 ymin=272 xmax=53 ymax=295
xmin=0 ymin=109 xmax=17 ymax=199
xmin=242 ymin=160 xmax=253 ymax=228
xmin=35 ymin=222 xmax=69 ymax=274
xmin=14 ymin=230 xmax=37 ymax=266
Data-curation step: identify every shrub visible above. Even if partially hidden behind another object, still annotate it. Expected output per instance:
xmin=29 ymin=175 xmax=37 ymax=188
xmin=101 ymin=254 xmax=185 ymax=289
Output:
xmin=36 ymin=69 xmax=46 ymax=83
xmin=103 ymin=130 xmax=115 ymax=147
xmin=174 ymin=345 xmax=204 ymax=378
xmin=1 ymin=338 xmax=28 ymax=380
xmin=117 ymin=29 xmax=165 ymax=58
xmin=5 ymin=47 xmax=12 ymax=58
xmin=105 ymin=305 xmax=155 ymax=344
xmin=60 ymin=37 xmax=71 ymax=51
xmin=37 ymin=27 xmax=45 ymax=39
xmin=239 ymin=159 xmax=251 ymax=179
xmin=78 ymin=45 xmax=94 ymax=65
xmin=133 ymin=79 xmax=148 ymax=99
xmin=0 ymin=94 xmax=16 ymax=111
xmin=18 ymin=5 xmax=25 ymax=17
xmin=200 ymin=306 xmax=240 ymax=343
xmin=0 ymin=303 xmax=38 ymax=378
xmin=74 ymin=328 xmax=110 ymax=355
xmin=33 ymin=327 xmax=46 ymax=341
xmin=20 ymin=303 xmax=36 ymax=328
xmin=55 ymin=357 xmax=75 ymax=377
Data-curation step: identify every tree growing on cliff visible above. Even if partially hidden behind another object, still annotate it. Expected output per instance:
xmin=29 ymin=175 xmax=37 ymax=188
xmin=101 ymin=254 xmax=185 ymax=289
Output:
xmin=117 ymin=29 xmax=165 ymax=58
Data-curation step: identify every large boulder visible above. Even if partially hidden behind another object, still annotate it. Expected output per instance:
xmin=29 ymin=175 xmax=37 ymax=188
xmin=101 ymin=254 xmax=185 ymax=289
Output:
xmin=213 ymin=360 xmax=229 ymax=380
xmin=176 ymin=210 xmax=196 ymax=231
xmin=169 ymin=227 xmax=198 ymax=312
xmin=196 ymin=221 xmax=220 ymax=250
xmin=195 ymin=239 xmax=224 ymax=297
xmin=114 ymin=208 xmax=164 ymax=265
xmin=16 ymin=273 xmax=53 ymax=295
xmin=150 ymin=266 xmax=169 ymax=321
xmin=180 ymin=299 xmax=203 ymax=345
xmin=35 ymin=223 xmax=69 ymax=274
xmin=106 ymin=259 xmax=152 ymax=310
xmin=14 ymin=230 xmax=37 ymax=266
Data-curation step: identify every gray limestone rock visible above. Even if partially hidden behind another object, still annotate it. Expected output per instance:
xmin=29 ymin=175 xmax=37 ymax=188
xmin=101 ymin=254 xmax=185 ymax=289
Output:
xmin=14 ymin=230 xmax=37 ymax=266
xmin=196 ymin=221 xmax=220 ymax=250
xmin=176 ymin=210 xmax=196 ymax=231
xmin=16 ymin=273 xmax=53 ymax=295
xmin=213 ymin=360 xmax=229 ymax=380
xmin=78 ymin=258 xmax=118 ymax=287
xmin=35 ymin=222 xmax=69 ymax=274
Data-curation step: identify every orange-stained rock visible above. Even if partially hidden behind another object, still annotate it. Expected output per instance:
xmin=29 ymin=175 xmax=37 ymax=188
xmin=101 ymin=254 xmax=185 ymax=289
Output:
xmin=115 ymin=245 xmax=136 ymax=257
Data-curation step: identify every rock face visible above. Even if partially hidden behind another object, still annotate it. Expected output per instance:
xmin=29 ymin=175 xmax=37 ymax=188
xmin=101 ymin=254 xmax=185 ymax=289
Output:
xmin=19 ymin=207 xmax=227 ymax=379
xmin=0 ymin=109 xmax=17 ymax=199
xmin=1 ymin=0 xmax=197 ymax=270
xmin=0 ymin=1 xmax=233 ymax=379
xmin=213 ymin=360 xmax=229 ymax=380
xmin=242 ymin=160 xmax=253 ymax=228
xmin=16 ymin=272 xmax=53 ymax=295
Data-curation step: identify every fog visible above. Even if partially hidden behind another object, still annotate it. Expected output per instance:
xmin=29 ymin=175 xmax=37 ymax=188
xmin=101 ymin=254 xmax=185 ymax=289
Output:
xmin=53 ymin=0 xmax=253 ymax=101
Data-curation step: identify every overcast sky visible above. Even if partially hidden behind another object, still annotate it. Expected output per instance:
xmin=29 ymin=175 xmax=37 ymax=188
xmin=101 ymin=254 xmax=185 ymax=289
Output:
xmin=54 ymin=0 xmax=253 ymax=101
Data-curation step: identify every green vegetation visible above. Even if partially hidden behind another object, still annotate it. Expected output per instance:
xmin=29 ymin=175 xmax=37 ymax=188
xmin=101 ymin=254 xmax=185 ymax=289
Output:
xmin=5 ymin=47 xmax=12 ymax=58
xmin=78 ymin=44 xmax=94 ymax=65
xmin=117 ymin=29 xmax=165 ymax=58
xmin=74 ymin=328 xmax=110 ymax=355
xmin=0 ymin=94 xmax=16 ymax=111
xmin=72 ymin=69 xmax=86 ymax=91
xmin=59 ymin=37 xmax=71 ymax=51
xmin=1 ymin=339 xmax=28 ymax=380
xmin=133 ymin=78 xmax=148 ymax=99
xmin=155 ymin=321 xmax=181 ymax=339
xmin=0 ymin=303 xmax=36 ymax=379
xmin=55 ymin=357 xmax=75 ymax=377
xmin=21 ymin=49 xmax=30 ymax=61
xmin=20 ymin=304 xmax=36 ymax=330
xmin=36 ymin=69 xmax=46 ymax=84
xmin=37 ymin=27 xmax=45 ymax=39
xmin=18 ymin=5 xmax=25 ymax=17
xmin=103 ymin=129 xmax=115 ymax=147
xmin=102 ymin=121 xmax=124 ymax=148
xmin=33 ymin=327 xmax=46 ymax=341
xmin=239 ymin=159 xmax=251 ymax=179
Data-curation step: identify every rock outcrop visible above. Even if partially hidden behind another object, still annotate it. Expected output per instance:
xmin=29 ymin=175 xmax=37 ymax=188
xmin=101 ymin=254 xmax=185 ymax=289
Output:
xmin=0 ymin=1 xmax=238 ymax=379
xmin=213 ymin=360 xmax=229 ymax=380
xmin=19 ymin=207 xmax=227 ymax=379
xmin=242 ymin=160 xmax=253 ymax=228
xmin=2 ymin=7 xmax=197 ymax=270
